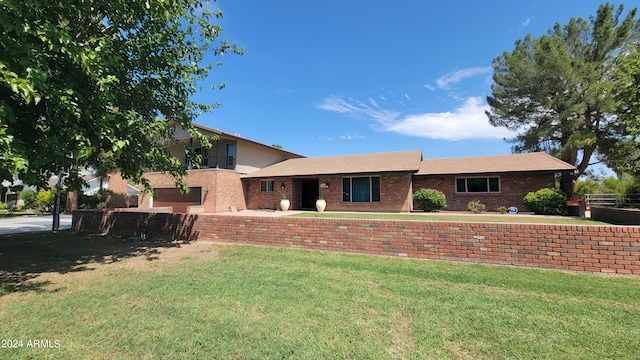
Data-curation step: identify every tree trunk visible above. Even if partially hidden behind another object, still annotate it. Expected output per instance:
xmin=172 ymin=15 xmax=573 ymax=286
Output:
xmin=65 ymin=191 xmax=77 ymax=213
xmin=559 ymin=173 xmax=575 ymax=200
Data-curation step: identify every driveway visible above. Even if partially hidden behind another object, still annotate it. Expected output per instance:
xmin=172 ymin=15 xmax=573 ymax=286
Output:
xmin=0 ymin=214 xmax=72 ymax=235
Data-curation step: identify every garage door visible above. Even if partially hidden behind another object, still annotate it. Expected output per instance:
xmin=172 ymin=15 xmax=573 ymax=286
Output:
xmin=154 ymin=187 xmax=202 ymax=213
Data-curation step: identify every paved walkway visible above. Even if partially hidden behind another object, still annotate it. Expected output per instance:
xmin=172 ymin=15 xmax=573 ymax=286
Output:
xmin=0 ymin=214 xmax=72 ymax=235
xmin=216 ymin=209 xmax=305 ymax=217
xmin=212 ymin=209 xmax=578 ymax=220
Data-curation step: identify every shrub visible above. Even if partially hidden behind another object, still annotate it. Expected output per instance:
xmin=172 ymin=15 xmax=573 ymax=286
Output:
xmin=467 ymin=200 xmax=486 ymax=213
xmin=497 ymin=205 xmax=509 ymax=214
xmin=413 ymin=188 xmax=446 ymax=212
xmin=36 ymin=189 xmax=56 ymax=212
xmin=0 ymin=202 xmax=7 ymax=211
xmin=20 ymin=189 xmax=38 ymax=209
xmin=523 ymin=188 xmax=568 ymax=215
xmin=79 ymin=189 xmax=113 ymax=209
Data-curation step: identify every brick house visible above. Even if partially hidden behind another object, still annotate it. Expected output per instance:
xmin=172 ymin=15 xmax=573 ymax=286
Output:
xmin=138 ymin=123 xmax=303 ymax=213
xmin=242 ymin=150 xmax=423 ymax=212
xmin=412 ymin=152 xmax=576 ymax=211
xmin=139 ymin=124 xmax=575 ymax=213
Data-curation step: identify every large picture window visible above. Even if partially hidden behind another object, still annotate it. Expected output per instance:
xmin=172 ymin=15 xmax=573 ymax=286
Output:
xmin=342 ymin=176 xmax=381 ymax=203
xmin=456 ymin=177 xmax=500 ymax=193
xmin=260 ymin=180 xmax=274 ymax=192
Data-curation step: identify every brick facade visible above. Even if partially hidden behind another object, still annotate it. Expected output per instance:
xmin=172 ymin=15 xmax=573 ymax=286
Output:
xmin=412 ymin=172 xmax=556 ymax=212
xmin=74 ymin=210 xmax=640 ymax=275
xmin=140 ymin=169 xmax=246 ymax=213
xmin=139 ymin=169 xmax=559 ymax=214
xmin=243 ymin=173 xmax=414 ymax=212
xmin=107 ymin=172 xmax=129 ymax=194
xmin=243 ymin=178 xmax=293 ymax=210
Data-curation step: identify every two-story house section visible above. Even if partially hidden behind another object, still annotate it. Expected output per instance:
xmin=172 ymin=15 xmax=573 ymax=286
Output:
xmin=139 ymin=122 xmax=303 ymax=213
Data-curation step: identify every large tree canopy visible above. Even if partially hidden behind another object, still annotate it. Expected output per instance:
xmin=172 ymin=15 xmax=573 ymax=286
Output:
xmin=615 ymin=46 xmax=640 ymax=175
xmin=486 ymin=3 xmax=640 ymax=197
xmin=0 ymin=0 xmax=241 ymax=190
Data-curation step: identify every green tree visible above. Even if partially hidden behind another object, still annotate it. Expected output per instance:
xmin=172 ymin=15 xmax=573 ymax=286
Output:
xmin=0 ymin=0 xmax=241 ymax=191
xmin=36 ymin=189 xmax=56 ymax=212
xmin=615 ymin=47 xmax=640 ymax=175
xmin=486 ymin=3 xmax=640 ymax=198
xmin=20 ymin=189 xmax=37 ymax=209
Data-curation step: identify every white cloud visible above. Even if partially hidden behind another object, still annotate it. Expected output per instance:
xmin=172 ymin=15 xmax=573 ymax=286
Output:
xmin=316 ymin=95 xmax=399 ymax=124
xmin=315 ymin=133 xmax=365 ymax=141
xmin=338 ymin=133 xmax=365 ymax=140
xmin=316 ymin=96 xmax=361 ymax=114
xmin=368 ymin=98 xmax=379 ymax=108
xmin=317 ymin=95 xmax=516 ymax=141
xmin=520 ymin=18 xmax=532 ymax=28
xmin=433 ymin=66 xmax=493 ymax=90
xmin=384 ymin=97 xmax=516 ymax=141
xmin=404 ymin=93 xmax=412 ymax=101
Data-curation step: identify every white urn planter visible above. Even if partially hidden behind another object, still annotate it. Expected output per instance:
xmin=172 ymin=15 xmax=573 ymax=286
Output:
xmin=315 ymin=199 xmax=326 ymax=212
xmin=280 ymin=199 xmax=290 ymax=211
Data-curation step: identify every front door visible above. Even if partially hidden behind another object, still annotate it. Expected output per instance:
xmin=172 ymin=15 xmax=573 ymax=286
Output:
xmin=300 ymin=179 xmax=319 ymax=210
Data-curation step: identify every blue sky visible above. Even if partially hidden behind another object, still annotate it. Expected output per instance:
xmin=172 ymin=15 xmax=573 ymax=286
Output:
xmin=192 ymin=0 xmax=611 ymax=160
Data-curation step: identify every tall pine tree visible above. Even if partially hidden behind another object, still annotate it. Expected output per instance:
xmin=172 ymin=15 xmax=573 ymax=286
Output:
xmin=486 ymin=3 xmax=639 ymax=197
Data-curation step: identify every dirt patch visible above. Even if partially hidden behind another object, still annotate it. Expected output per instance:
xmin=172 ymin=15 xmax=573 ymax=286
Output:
xmin=0 ymin=231 xmax=220 ymax=300
xmin=121 ymin=240 xmax=220 ymax=272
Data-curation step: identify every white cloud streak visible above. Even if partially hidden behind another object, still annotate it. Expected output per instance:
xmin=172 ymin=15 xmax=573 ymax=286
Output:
xmin=433 ymin=66 xmax=493 ymax=90
xmin=315 ymin=133 xmax=365 ymax=141
xmin=317 ymin=95 xmax=516 ymax=141
xmin=316 ymin=95 xmax=399 ymax=124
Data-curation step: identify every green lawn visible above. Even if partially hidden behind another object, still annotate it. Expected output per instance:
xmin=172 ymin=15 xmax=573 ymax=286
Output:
xmin=1 ymin=232 xmax=638 ymax=359
xmin=291 ymin=211 xmax=610 ymax=225
xmin=0 ymin=210 xmax=38 ymax=218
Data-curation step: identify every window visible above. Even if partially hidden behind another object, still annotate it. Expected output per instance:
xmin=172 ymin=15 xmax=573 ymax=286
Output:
xmin=194 ymin=147 xmax=210 ymax=167
xmin=260 ymin=180 xmax=274 ymax=192
xmin=342 ymin=176 xmax=381 ymax=203
xmin=227 ymin=143 xmax=235 ymax=167
xmin=456 ymin=177 xmax=500 ymax=193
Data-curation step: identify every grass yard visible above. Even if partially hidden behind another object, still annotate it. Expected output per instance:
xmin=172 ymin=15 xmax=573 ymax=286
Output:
xmin=291 ymin=211 xmax=610 ymax=225
xmin=1 ymin=231 xmax=639 ymax=359
xmin=0 ymin=210 xmax=39 ymax=218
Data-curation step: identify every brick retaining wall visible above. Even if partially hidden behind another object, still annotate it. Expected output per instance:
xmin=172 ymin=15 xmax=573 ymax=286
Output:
xmin=73 ymin=210 xmax=640 ymax=275
xmin=591 ymin=206 xmax=640 ymax=225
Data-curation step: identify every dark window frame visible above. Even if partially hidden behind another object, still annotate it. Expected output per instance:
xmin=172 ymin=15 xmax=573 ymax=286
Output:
xmin=342 ymin=176 xmax=381 ymax=203
xmin=226 ymin=143 xmax=235 ymax=167
xmin=260 ymin=180 xmax=275 ymax=193
xmin=455 ymin=176 xmax=501 ymax=193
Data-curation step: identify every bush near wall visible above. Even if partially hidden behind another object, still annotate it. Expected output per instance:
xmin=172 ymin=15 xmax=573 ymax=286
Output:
xmin=524 ymin=188 xmax=568 ymax=215
xmin=413 ymin=188 xmax=446 ymax=212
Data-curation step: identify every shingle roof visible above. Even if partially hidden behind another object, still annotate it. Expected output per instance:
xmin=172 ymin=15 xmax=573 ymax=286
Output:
xmin=243 ymin=150 xmax=423 ymax=178
xmin=416 ymin=152 xmax=576 ymax=175
xmin=191 ymin=123 xmax=304 ymax=159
